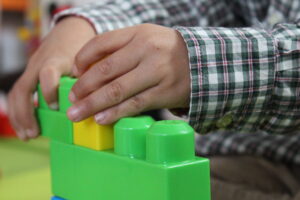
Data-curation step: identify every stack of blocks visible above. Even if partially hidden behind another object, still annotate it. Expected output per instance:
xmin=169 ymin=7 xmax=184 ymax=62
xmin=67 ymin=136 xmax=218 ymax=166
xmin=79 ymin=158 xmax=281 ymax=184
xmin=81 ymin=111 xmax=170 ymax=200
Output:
xmin=37 ymin=77 xmax=211 ymax=200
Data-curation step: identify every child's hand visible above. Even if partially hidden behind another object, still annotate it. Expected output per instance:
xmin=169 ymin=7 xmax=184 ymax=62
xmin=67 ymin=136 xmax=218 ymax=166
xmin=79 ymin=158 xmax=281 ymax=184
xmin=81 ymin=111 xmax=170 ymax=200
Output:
xmin=68 ymin=24 xmax=190 ymax=124
xmin=8 ymin=17 xmax=96 ymax=140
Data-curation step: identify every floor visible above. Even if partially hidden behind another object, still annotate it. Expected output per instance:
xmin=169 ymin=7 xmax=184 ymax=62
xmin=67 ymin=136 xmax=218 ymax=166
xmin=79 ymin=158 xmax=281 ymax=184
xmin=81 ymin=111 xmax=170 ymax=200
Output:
xmin=0 ymin=137 xmax=52 ymax=200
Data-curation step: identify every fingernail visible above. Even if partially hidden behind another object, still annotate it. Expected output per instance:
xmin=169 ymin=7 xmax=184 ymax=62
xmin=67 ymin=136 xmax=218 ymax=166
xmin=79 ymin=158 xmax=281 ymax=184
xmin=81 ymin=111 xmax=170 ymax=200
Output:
xmin=17 ymin=131 xmax=27 ymax=141
xmin=95 ymin=112 xmax=106 ymax=124
xmin=26 ymin=129 xmax=37 ymax=138
xmin=49 ymin=102 xmax=59 ymax=110
xmin=69 ymin=91 xmax=76 ymax=102
xmin=68 ymin=106 xmax=81 ymax=121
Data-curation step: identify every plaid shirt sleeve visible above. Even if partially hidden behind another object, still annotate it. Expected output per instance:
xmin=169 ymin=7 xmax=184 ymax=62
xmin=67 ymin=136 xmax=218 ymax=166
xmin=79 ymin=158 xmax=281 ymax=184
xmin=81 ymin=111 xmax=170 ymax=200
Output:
xmin=175 ymin=0 xmax=300 ymax=134
xmin=53 ymin=0 xmax=240 ymax=32
xmin=176 ymin=23 xmax=300 ymax=134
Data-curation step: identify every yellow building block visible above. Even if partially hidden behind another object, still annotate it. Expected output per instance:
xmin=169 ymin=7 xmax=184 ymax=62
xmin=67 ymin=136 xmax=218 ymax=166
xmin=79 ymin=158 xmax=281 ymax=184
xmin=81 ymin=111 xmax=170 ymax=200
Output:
xmin=73 ymin=117 xmax=114 ymax=151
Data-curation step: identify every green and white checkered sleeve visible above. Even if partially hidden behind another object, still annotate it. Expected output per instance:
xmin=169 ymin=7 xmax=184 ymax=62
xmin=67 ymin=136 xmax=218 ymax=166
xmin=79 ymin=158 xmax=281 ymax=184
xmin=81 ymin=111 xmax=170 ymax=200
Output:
xmin=260 ymin=22 xmax=300 ymax=133
xmin=176 ymin=25 xmax=298 ymax=134
xmin=52 ymin=0 xmax=171 ymax=34
xmin=52 ymin=0 xmax=239 ymax=34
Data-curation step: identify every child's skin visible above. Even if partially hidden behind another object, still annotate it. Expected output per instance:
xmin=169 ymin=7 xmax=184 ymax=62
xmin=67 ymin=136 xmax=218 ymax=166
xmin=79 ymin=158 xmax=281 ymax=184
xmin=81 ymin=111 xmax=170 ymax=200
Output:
xmin=8 ymin=17 xmax=190 ymax=141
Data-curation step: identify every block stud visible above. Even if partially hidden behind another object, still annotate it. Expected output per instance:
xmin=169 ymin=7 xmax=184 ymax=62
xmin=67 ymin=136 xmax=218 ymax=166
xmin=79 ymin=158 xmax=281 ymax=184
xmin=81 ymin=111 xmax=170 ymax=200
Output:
xmin=114 ymin=116 xmax=154 ymax=159
xmin=59 ymin=76 xmax=77 ymax=112
xmin=146 ymin=120 xmax=195 ymax=164
xmin=37 ymin=84 xmax=49 ymax=109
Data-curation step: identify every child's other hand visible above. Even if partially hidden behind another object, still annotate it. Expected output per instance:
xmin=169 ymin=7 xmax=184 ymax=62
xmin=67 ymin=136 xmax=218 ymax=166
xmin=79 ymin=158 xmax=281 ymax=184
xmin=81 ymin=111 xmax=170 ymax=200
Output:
xmin=8 ymin=17 xmax=95 ymax=140
xmin=68 ymin=24 xmax=190 ymax=124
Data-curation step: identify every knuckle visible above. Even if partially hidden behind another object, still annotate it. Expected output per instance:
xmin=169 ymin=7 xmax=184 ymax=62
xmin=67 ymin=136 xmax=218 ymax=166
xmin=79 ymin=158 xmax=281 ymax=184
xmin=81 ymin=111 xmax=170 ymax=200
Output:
xmin=42 ymin=58 xmax=60 ymax=69
xmin=75 ymin=52 xmax=85 ymax=67
xmin=109 ymin=107 xmax=119 ymax=120
xmin=38 ymin=75 xmax=53 ymax=100
xmin=105 ymin=82 xmax=123 ymax=103
xmin=145 ymin=37 xmax=162 ymax=51
xmin=39 ymin=65 xmax=56 ymax=80
xmin=130 ymin=95 xmax=144 ymax=111
xmin=80 ymin=98 xmax=92 ymax=112
xmin=73 ymin=80 xmax=86 ymax=97
xmin=97 ymin=58 xmax=113 ymax=75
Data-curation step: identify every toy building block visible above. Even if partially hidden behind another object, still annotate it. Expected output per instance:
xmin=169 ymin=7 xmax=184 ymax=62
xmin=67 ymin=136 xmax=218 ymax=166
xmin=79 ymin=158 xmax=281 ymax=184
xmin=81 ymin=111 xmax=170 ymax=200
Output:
xmin=36 ymin=76 xmax=211 ymax=200
xmin=114 ymin=116 xmax=155 ymax=159
xmin=0 ymin=94 xmax=16 ymax=137
xmin=37 ymin=84 xmax=50 ymax=110
xmin=51 ymin=140 xmax=75 ymax=199
xmin=0 ymin=112 xmax=16 ymax=137
xmin=59 ymin=77 xmax=77 ymax=112
xmin=37 ymin=76 xmax=76 ymax=112
xmin=36 ymin=77 xmax=76 ymax=143
xmin=37 ymin=109 xmax=73 ymax=143
xmin=73 ymin=117 xmax=114 ymax=151
xmin=50 ymin=117 xmax=211 ymax=200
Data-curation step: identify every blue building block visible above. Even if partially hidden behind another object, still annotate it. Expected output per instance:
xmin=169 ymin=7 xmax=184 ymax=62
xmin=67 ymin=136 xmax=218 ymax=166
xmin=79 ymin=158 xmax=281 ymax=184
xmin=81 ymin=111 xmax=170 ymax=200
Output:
xmin=51 ymin=196 xmax=65 ymax=200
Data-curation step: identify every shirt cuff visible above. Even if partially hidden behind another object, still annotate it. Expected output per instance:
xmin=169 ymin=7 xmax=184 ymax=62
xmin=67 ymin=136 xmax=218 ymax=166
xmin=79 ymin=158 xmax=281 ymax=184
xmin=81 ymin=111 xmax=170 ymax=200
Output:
xmin=52 ymin=1 xmax=170 ymax=35
xmin=51 ymin=2 xmax=133 ymax=34
xmin=174 ymin=26 xmax=277 ymax=134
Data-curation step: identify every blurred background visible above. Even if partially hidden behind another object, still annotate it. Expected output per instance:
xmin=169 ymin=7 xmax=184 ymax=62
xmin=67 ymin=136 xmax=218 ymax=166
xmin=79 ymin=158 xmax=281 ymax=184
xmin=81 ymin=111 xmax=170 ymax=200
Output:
xmin=0 ymin=1 xmax=94 ymax=199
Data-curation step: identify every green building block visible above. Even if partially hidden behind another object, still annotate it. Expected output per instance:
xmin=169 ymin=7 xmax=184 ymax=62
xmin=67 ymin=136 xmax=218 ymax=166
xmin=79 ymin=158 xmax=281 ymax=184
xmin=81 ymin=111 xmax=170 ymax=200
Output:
xmin=37 ymin=76 xmax=77 ymax=112
xmin=37 ymin=109 xmax=73 ymax=143
xmin=59 ymin=77 xmax=77 ymax=112
xmin=37 ymin=84 xmax=49 ymax=109
xmin=36 ymin=76 xmax=211 ymax=200
xmin=114 ymin=116 xmax=155 ymax=159
xmin=37 ymin=77 xmax=77 ymax=143
xmin=50 ymin=118 xmax=211 ymax=200
xmin=51 ymin=140 xmax=75 ymax=198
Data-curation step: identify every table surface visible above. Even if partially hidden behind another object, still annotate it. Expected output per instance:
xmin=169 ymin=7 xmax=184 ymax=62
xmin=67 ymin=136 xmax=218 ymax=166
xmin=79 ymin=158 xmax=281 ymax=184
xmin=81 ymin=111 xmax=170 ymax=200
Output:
xmin=0 ymin=137 xmax=52 ymax=200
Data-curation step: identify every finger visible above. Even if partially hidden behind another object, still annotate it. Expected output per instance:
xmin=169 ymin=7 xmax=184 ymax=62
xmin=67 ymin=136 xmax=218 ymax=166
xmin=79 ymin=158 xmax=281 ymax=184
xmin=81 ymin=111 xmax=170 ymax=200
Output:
xmin=67 ymin=63 xmax=159 ymax=122
xmin=8 ymin=91 xmax=28 ymax=141
xmin=14 ymin=80 xmax=39 ymax=139
xmin=94 ymin=88 xmax=158 ymax=125
xmin=74 ymin=27 xmax=136 ymax=76
xmin=8 ymin=73 xmax=39 ymax=140
xmin=39 ymin=58 xmax=72 ymax=109
xmin=70 ymin=42 xmax=141 ymax=102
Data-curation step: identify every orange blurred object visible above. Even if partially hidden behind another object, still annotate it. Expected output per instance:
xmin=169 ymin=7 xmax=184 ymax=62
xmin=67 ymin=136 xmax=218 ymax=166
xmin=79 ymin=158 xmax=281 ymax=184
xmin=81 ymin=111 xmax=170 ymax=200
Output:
xmin=1 ymin=0 xmax=28 ymax=12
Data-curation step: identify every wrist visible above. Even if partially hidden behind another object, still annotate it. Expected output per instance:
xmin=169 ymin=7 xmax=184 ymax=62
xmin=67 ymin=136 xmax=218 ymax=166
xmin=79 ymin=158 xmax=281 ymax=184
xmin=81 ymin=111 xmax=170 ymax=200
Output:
xmin=55 ymin=16 xmax=96 ymax=35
